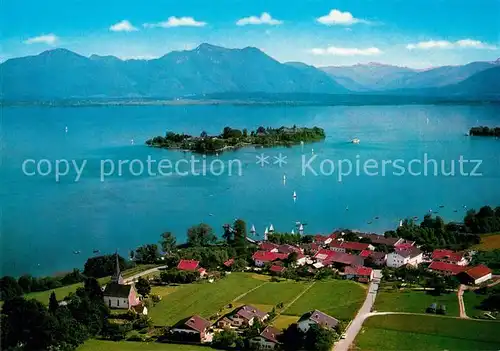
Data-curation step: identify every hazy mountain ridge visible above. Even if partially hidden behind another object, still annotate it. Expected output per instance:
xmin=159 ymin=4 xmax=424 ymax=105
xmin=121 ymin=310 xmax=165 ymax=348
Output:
xmin=1 ymin=44 xmax=498 ymax=99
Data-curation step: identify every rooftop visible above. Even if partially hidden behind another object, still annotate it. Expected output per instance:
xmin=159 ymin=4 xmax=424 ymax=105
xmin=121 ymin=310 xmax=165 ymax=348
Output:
xmin=177 ymin=259 xmax=200 ymax=271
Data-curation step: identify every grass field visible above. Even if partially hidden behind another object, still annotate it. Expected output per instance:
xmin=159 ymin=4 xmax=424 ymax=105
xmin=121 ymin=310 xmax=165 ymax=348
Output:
xmin=284 ymin=280 xmax=366 ymax=320
xmin=272 ymin=315 xmax=300 ymax=330
xmin=473 ymin=233 xmax=500 ymax=251
xmin=237 ymin=280 xmax=311 ymax=310
xmin=148 ymin=273 xmax=268 ymax=326
xmin=354 ymin=314 xmax=500 ymax=350
xmin=78 ymin=339 xmax=209 ymax=350
xmin=374 ymin=290 xmax=460 ymax=316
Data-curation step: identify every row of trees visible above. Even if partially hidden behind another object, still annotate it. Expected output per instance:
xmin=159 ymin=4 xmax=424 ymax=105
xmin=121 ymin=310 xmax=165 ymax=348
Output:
xmin=1 ymin=278 xmax=108 ymax=351
xmin=281 ymin=324 xmax=339 ymax=351
xmin=464 ymin=205 xmax=500 ymax=234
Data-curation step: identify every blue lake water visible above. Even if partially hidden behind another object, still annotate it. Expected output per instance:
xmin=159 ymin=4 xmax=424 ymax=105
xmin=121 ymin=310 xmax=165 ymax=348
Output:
xmin=1 ymin=104 xmax=500 ymax=277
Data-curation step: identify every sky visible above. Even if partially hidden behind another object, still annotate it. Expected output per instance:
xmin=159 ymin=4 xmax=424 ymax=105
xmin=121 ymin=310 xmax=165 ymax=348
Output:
xmin=1 ymin=0 xmax=499 ymax=68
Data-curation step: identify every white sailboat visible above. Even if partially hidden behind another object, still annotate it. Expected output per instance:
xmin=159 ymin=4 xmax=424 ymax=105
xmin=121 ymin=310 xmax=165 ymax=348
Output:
xmin=291 ymin=229 xmax=295 ymax=235
xmin=293 ymin=191 xmax=297 ymax=199
xmin=269 ymin=224 xmax=275 ymax=232
xmin=298 ymin=223 xmax=304 ymax=234
xmin=311 ymin=148 xmax=314 ymax=155
xmin=250 ymin=224 xmax=256 ymax=235
xmin=130 ymin=138 xmax=135 ymax=145
xmin=264 ymin=227 xmax=269 ymax=241
xmin=399 ymin=220 xmax=403 ymax=227
xmin=65 ymin=126 xmax=68 ymax=133
xmin=351 ymin=138 xmax=360 ymax=144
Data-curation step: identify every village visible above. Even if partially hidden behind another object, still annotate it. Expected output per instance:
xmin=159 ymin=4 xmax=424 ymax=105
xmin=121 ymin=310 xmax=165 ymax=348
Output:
xmin=98 ymin=226 xmax=497 ymax=351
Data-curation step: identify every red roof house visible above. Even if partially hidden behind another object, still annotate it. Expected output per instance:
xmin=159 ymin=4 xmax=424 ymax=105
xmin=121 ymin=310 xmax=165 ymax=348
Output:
xmin=270 ymin=265 xmax=286 ymax=274
xmin=177 ymin=259 xmax=200 ymax=271
xmin=223 ymin=258 xmax=235 ymax=267
xmin=359 ymin=250 xmax=372 ymax=258
xmin=344 ymin=266 xmax=374 ymax=282
xmin=259 ymin=242 xmax=279 ymax=252
xmin=252 ymin=251 xmax=288 ymax=267
xmin=432 ymin=249 xmax=467 ymax=265
xmin=171 ymin=315 xmax=212 ymax=342
xmin=329 ymin=241 xmax=374 ymax=252
xmin=458 ymin=265 xmax=493 ymax=285
xmin=428 ymin=261 xmax=466 ymax=275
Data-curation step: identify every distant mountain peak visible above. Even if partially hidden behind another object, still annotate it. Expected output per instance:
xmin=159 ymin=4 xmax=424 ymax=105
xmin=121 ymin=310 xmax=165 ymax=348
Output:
xmin=195 ymin=43 xmax=226 ymax=52
xmin=39 ymin=48 xmax=82 ymax=57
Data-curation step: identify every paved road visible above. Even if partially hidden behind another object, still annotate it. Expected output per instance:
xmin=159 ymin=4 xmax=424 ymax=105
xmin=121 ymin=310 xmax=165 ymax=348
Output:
xmin=458 ymin=284 xmax=468 ymax=319
xmin=333 ymin=269 xmax=382 ymax=351
xmin=123 ymin=265 xmax=168 ymax=284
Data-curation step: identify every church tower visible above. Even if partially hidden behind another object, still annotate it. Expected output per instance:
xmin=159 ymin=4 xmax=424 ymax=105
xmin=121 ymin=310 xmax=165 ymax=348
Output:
xmin=111 ymin=251 xmax=124 ymax=284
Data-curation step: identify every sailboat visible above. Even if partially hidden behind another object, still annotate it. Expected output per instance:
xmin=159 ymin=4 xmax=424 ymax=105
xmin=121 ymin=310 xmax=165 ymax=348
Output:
xmin=298 ymin=223 xmax=304 ymax=234
xmin=269 ymin=224 xmax=275 ymax=233
xmin=250 ymin=224 xmax=256 ymax=235
xmin=130 ymin=139 xmax=135 ymax=145
xmin=65 ymin=126 xmax=68 ymax=133
xmin=399 ymin=220 xmax=403 ymax=227
xmin=293 ymin=191 xmax=297 ymax=199
xmin=264 ymin=227 xmax=269 ymax=241
xmin=291 ymin=229 xmax=295 ymax=234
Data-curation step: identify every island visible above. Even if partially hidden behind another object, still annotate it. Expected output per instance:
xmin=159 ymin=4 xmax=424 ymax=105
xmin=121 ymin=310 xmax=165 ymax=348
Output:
xmin=469 ymin=126 xmax=500 ymax=137
xmin=146 ymin=125 xmax=326 ymax=153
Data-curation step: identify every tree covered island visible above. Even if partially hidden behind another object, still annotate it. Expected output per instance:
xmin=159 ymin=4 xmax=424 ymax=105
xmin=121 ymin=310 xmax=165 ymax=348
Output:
xmin=469 ymin=126 xmax=500 ymax=137
xmin=146 ymin=125 xmax=326 ymax=153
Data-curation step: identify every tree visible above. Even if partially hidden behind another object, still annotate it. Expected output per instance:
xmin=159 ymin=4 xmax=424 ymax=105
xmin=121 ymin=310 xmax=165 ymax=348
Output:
xmin=135 ymin=244 xmax=159 ymax=264
xmin=18 ymin=274 xmax=33 ymax=294
xmin=187 ymin=223 xmax=216 ymax=247
xmin=0 ymin=276 xmax=23 ymax=300
xmin=233 ymin=219 xmax=247 ymax=251
xmin=160 ymin=231 xmax=177 ymax=253
xmin=281 ymin=323 xmax=304 ymax=351
xmin=304 ymin=324 xmax=337 ymax=351
xmin=212 ymin=328 xmax=238 ymax=348
xmin=84 ymin=277 xmax=104 ymax=302
xmin=84 ymin=254 xmax=128 ymax=278
xmin=49 ymin=291 xmax=59 ymax=314
xmin=135 ymin=277 xmax=151 ymax=298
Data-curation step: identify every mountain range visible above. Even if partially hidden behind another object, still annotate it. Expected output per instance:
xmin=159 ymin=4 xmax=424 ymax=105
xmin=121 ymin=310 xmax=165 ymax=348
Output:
xmin=1 ymin=43 xmax=499 ymax=100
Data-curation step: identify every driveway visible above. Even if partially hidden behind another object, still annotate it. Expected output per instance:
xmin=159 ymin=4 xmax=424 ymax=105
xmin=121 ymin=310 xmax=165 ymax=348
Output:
xmin=123 ymin=265 xmax=168 ymax=284
xmin=333 ymin=269 xmax=382 ymax=351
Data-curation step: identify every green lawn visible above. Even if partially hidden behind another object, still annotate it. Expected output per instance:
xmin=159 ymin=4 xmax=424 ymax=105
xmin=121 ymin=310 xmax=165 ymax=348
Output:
xmin=78 ymin=339 xmax=209 ymax=350
xmin=374 ymin=290 xmax=460 ymax=316
xmin=462 ymin=290 xmax=499 ymax=319
xmin=284 ymin=280 xmax=366 ymax=320
xmin=237 ymin=280 xmax=311 ymax=308
xmin=272 ymin=315 xmax=300 ymax=330
xmin=148 ymin=273 xmax=267 ymax=326
xmin=354 ymin=314 xmax=500 ymax=350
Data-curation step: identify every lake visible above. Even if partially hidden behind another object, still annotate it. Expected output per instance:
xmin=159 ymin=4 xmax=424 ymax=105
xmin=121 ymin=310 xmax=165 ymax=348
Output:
xmin=1 ymin=104 xmax=499 ymax=277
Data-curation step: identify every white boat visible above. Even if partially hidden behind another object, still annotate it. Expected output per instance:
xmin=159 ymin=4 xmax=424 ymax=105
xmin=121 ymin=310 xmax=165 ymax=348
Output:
xmin=291 ymin=229 xmax=295 ymax=234
xmin=250 ymin=224 xmax=256 ymax=234
xmin=298 ymin=223 xmax=304 ymax=234
xmin=269 ymin=224 xmax=274 ymax=232
xmin=65 ymin=126 xmax=68 ymax=133
xmin=311 ymin=148 xmax=314 ymax=155
xmin=264 ymin=227 xmax=269 ymax=241
xmin=130 ymin=139 xmax=135 ymax=145
xmin=293 ymin=191 xmax=297 ymax=198
xmin=399 ymin=220 xmax=403 ymax=227
xmin=346 ymin=206 xmax=349 ymax=211
xmin=283 ymin=174 xmax=287 ymax=181
xmin=351 ymin=138 xmax=360 ymax=144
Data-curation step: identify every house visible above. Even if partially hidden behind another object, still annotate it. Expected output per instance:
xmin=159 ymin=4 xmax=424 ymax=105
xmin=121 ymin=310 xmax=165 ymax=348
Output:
xmin=177 ymin=259 xmax=206 ymax=276
xmin=132 ymin=302 xmax=148 ymax=315
xmin=270 ymin=265 xmax=286 ymax=274
xmin=431 ymin=249 xmax=468 ymax=266
xmin=313 ymin=249 xmax=364 ymax=267
xmin=457 ymin=265 xmax=493 ymax=285
xmin=343 ymin=266 xmax=374 ymax=282
xmin=366 ymin=251 xmax=387 ymax=266
xmin=228 ymin=305 xmax=268 ymax=327
xmin=223 ymin=258 xmax=235 ymax=268
xmin=329 ymin=241 xmax=374 ymax=253
xmin=387 ymin=246 xmax=423 ymax=268
xmin=358 ymin=233 xmax=403 ymax=247
xmin=259 ymin=242 xmax=279 ymax=252
xmin=297 ymin=310 xmax=339 ymax=333
xmin=170 ymin=315 xmax=212 ymax=343
xmin=250 ymin=326 xmax=282 ymax=350
xmin=314 ymin=234 xmax=333 ymax=245
xmin=428 ymin=261 xmax=466 ymax=275
xmin=252 ymin=251 xmax=288 ymax=267
xmin=277 ymin=244 xmax=303 ymax=255
xmin=103 ymin=254 xmax=140 ymax=309
xmin=394 ymin=240 xmax=416 ymax=250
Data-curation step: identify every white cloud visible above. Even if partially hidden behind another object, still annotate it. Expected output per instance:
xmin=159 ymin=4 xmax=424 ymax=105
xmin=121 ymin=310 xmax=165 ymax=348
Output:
xmin=310 ymin=46 xmax=382 ymax=56
xmin=236 ymin=12 xmax=283 ymax=26
xmin=110 ymin=20 xmax=138 ymax=32
xmin=24 ymin=34 xmax=58 ymax=45
xmin=143 ymin=16 xmax=206 ymax=28
xmin=316 ymin=9 xmax=369 ymax=26
xmin=407 ymin=39 xmax=497 ymax=50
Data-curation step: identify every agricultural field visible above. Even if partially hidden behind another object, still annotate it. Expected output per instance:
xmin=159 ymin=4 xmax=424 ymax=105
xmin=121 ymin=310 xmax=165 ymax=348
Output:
xmin=354 ymin=314 xmax=500 ymax=350
xmin=374 ymin=290 xmax=460 ymax=316
xmin=148 ymin=273 xmax=268 ymax=326
xmin=237 ymin=280 xmax=311 ymax=311
xmin=272 ymin=315 xmax=300 ymax=330
xmin=473 ymin=233 xmax=500 ymax=251
xmin=78 ymin=339 xmax=209 ymax=350
xmin=284 ymin=280 xmax=366 ymax=320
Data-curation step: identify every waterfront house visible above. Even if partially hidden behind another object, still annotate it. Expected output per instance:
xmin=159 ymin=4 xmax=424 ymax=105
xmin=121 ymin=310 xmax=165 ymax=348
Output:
xmin=297 ymin=310 xmax=339 ymax=333
xmin=249 ymin=326 xmax=282 ymax=350
xmin=177 ymin=259 xmax=206 ymax=276
xmin=387 ymin=246 xmax=423 ymax=268
xmin=170 ymin=315 xmax=213 ymax=343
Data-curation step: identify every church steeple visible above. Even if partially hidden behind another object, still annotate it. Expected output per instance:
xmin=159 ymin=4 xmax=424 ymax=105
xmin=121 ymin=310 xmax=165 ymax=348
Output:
xmin=111 ymin=251 xmax=124 ymax=284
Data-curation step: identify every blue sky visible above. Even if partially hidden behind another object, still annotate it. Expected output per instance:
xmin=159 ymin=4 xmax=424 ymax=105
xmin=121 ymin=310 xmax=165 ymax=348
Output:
xmin=1 ymin=0 xmax=499 ymax=68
